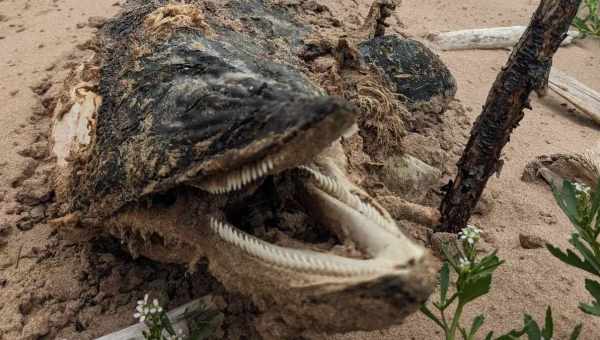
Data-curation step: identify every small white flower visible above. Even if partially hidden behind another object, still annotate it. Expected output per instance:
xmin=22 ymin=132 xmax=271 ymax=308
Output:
xmin=458 ymin=257 xmax=471 ymax=269
xmin=164 ymin=332 xmax=184 ymax=340
xmin=134 ymin=294 xmax=165 ymax=324
xmin=137 ymin=294 xmax=149 ymax=307
xmin=459 ymin=225 xmax=482 ymax=245
xmin=574 ymin=182 xmax=592 ymax=202
xmin=573 ymin=182 xmax=590 ymax=193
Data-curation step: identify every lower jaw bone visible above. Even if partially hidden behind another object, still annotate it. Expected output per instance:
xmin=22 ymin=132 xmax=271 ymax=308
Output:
xmin=210 ymin=218 xmax=390 ymax=277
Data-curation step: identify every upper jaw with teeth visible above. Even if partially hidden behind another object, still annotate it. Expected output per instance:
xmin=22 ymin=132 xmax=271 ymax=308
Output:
xmin=199 ymin=154 xmax=279 ymax=194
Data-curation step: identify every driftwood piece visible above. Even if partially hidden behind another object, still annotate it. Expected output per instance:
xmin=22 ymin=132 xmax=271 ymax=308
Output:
xmin=427 ymin=26 xmax=580 ymax=50
xmin=523 ymin=143 xmax=600 ymax=189
xmin=439 ymin=0 xmax=583 ymax=233
xmin=96 ymin=297 xmax=214 ymax=340
xmin=548 ymin=69 xmax=600 ymax=126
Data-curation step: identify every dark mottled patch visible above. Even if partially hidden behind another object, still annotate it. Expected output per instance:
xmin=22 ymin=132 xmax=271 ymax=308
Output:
xmin=69 ymin=1 xmax=354 ymax=217
xmin=359 ymin=36 xmax=457 ymax=108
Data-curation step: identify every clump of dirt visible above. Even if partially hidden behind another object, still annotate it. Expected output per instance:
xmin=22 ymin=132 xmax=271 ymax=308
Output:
xmin=0 ymin=45 xmax=260 ymax=340
xmin=4 ymin=162 xmax=256 ymax=339
xmin=4 ymin=231 xmax=254 ymax=340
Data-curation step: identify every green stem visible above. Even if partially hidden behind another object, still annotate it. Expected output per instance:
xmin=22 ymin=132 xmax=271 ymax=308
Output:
xmin=447 ymin=302 xmax=465 ymax=340
xmin=440 ymin=307 xmax=449 ymax=331
xmin=591 ymin=240 xmax=600 ymax=260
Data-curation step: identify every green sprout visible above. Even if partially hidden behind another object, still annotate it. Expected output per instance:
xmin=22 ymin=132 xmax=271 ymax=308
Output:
xmin=547 ymin=178 xmax=600 ymax=317
xmin=421 ymin=225 xmax=503 ymax=340
xmin=494 ymin=307 xmax=582 ymax=340
xmin=572 ymin=0 xmax=600 ymax=38
xmin=423 ymin=224 xmax=583 ymax=339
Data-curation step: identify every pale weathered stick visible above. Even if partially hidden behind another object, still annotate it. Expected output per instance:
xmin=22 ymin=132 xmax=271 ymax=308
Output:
xmin=96 ymin=297 xmax=214 ymax=340
xmin=427 ymin=26 xmax=580 ymax=50
xmin=548 ymin=69 xmax=600 ymax=126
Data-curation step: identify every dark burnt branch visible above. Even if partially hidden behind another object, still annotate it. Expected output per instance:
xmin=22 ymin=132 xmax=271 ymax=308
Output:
xmin=439 ymin=0 xmax=582 ymax=233
xmin=363 ymin=0 xmax=400 ymax=38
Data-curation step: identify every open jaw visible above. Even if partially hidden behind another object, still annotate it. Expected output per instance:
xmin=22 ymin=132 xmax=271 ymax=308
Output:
xmin=196 ymin=148 xmax=434 ymax=335
xmin=208 ymin=163 xmax=425 ymax=278
xmin=182 ymin=106 xmax=425 ymax=279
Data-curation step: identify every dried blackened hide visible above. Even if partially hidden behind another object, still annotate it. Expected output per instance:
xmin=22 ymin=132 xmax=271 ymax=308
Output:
xmin=359 ymin=35 xmax=457 ymax=112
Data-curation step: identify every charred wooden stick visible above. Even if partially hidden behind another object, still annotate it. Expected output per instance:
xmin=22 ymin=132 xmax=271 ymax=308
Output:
xmin=427 ymin=26 xmax=580 ymax=51
xmin=363 ymin=0 xmax=401 ymax=38
xmin=439 ymin=0 xmax=582 ymax=233
xmin=548 ymin=69 xmax=600 ymax=126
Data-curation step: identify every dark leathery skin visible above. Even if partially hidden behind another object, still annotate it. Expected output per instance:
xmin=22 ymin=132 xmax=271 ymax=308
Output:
xmin=68 ymin=1 xmax=355 ymax=218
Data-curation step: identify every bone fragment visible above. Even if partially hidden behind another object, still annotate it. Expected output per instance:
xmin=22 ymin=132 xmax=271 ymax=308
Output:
xmin=427 ymin=26 xmax=580 ymax=51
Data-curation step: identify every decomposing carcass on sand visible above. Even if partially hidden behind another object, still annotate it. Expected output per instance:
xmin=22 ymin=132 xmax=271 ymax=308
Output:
xmin=48 ymin=0 xmax=464 ymax=338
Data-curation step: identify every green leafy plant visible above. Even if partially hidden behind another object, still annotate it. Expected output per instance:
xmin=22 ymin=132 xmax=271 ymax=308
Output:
xmin=547 ymin=179 xmax=600 ymax=316
xmin=135 ymin=295 xmax=223 ymax=340
xmin=421 ymin=226 xmax=504 ymax=340
xmin=572 ymin=0 xmax=600 ymax=38
xmin=493 ymin=307 xmax=582 ymax=340
xmin=423 ymin=226 xmax=583 ymax=339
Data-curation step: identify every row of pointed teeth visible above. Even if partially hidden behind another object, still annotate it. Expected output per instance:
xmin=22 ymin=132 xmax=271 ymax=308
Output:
xmin=210 ymin=218 xmax=388 ymax=277
xmin=201 ymin=155 xmax=283 ymax=194
xmin=299 ymin=166 xmax=400 ymax=236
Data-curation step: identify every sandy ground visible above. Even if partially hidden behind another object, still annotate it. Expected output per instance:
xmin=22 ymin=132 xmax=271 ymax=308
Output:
xmin=1 ymin=0 xmax=599 ymax=339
